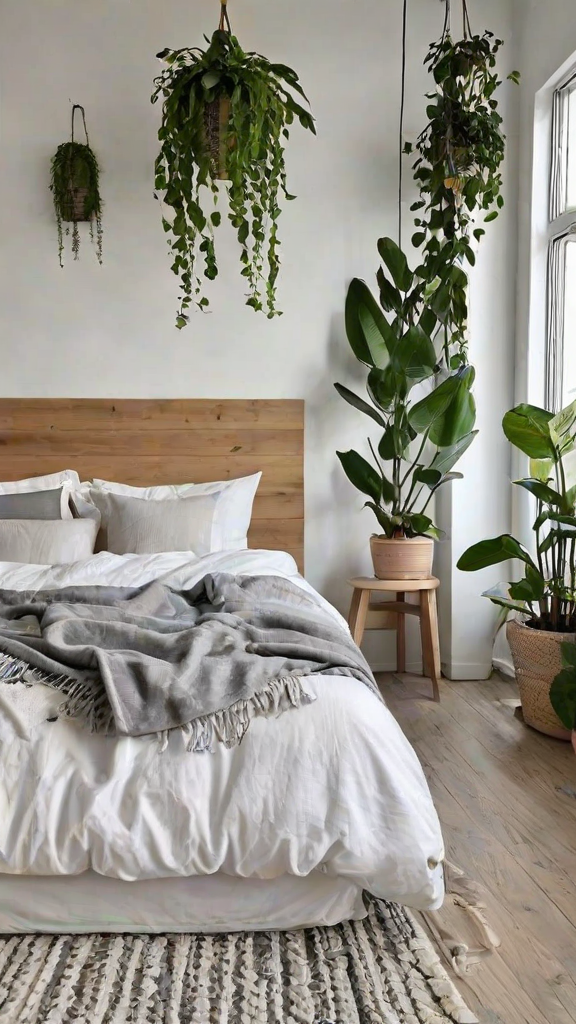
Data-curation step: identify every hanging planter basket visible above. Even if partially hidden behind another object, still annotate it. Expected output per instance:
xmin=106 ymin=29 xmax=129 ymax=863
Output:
xmin=60 ymin=186 xmax=91 ymax=224
xmin=203 ymin=95 xmax=233 ymax=181
xmin=50 ymin=105 xmax=103 ymax=264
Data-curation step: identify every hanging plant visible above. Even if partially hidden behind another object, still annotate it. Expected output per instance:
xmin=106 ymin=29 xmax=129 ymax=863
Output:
xmin=404 ymin=1 xmax=519 ymax=367
xmin=151 ymin=2 xmax=315 ymax=327
xmin=49 ymin=105 xmax=103 ymax=266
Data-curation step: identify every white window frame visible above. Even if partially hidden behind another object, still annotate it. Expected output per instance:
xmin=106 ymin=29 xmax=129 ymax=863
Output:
xmin=546 ymin=67 xmax=576 ymax=410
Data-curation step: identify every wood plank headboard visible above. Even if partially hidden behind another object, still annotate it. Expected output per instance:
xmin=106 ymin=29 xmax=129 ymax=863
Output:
xmin=0 ymin=399 xmax=304 ymax=570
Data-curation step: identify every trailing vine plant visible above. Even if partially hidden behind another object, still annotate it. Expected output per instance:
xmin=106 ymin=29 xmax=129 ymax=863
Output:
xmin=152 ymin=3 xmax=315 ymax=327
xmin=404 ymin=0 xmax=519 ymax=367
xmin=49 ymin=105 xmax=103 ymax=266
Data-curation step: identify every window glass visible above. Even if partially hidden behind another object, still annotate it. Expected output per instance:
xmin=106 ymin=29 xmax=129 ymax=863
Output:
xmin=563 ymin=241 xmax=576 ymax=405
xmin=567 ymin=88 xmax=576 ymax=211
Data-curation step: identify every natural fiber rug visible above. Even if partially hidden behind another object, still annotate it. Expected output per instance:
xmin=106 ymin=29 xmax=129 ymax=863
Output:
xmin=0 ymin=897 xmax=477 ymax=1024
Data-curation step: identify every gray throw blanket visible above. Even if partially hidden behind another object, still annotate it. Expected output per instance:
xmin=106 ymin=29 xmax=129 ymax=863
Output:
xmin=0 ymin=574 xmax=380 ymax=751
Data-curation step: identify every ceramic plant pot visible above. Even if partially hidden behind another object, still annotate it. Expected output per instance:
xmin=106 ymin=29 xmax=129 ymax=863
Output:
xmin=506 ymin=618 xmax=574 ymax=740
xmin=370 ymin=535 xmax=434 ymax=581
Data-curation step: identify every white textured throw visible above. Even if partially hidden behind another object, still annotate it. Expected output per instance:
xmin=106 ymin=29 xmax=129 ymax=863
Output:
xmin=0 ymin=897 xmax=477 ymax=1024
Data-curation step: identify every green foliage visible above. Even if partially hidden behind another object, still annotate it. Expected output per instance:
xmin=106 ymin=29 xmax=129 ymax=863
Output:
xmin=50 ymin=141 xmax=103 ymax=266
xmin=457 ymin=400 xmax=576 ymax=633
xmin=550 ymin=641 xmax=576 ymax=730
xmin=406 ymin=31 xmax=519 ymax=366
xmin=152 ymin=29 xmax=315 ymax=327
xmin=335 ymin=237 xmax=477 ymax=540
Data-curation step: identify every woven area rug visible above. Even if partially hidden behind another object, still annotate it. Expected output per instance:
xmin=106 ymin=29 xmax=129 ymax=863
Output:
xmin=0 ymin=896 xmax=477 ymax=1024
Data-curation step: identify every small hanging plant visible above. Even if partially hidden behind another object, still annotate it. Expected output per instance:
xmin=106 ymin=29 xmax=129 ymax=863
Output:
xmin=49 ymin=105 xmax=103 ymax=266
xmin=151 ymin=2 xmax=315 ymax=327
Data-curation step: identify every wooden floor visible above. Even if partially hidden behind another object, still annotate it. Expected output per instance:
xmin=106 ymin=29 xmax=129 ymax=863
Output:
xmin=378 ymin=672 xmax=576 ymax=1024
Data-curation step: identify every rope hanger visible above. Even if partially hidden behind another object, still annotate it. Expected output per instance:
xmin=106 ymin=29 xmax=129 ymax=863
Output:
xmin=71 ymin=103 xmax=89 ymax=146
xmin=219 ymin=0 xmax=231 ymax=33
xmin=442 ymin=0 xmax=473 ymax=42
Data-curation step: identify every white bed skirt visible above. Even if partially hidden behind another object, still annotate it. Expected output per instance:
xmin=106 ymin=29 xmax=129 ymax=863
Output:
xmin=0 ymin=871 xmax=367 ymax=934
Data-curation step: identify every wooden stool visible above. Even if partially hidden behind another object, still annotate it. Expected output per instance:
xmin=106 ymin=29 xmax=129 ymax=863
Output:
xmin=348 ymin=576 xmax=441 ymax=701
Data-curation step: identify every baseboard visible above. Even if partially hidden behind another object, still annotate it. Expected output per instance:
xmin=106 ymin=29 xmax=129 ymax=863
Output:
xmin=492 ymin=656 xmax=515 ymax=679
xmin=369 ymin=660 xmax=423 ymax=674
xmin=440 ymin=661 xmax=493 ymax=681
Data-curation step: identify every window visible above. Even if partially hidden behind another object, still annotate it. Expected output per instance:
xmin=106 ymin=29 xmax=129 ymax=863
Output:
xmin=547 ymin=68 xmax=576 ymax=410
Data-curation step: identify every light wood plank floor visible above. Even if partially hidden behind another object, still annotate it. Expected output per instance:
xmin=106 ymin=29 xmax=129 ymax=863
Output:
xmin=378 ymin=672 xmax=576 ymax=1024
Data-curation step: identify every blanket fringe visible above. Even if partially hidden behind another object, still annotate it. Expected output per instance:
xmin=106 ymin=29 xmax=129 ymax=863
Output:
xmin=0 ymin=651 xmax=315 ymax=752
xmin=421 ymin=860 xmax=501 ymax=977
xmin=162 ymin=675 xmax=316 ymax=753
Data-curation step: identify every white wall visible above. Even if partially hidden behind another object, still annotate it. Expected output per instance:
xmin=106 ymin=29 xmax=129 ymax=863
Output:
xmin=0 ymin=0 xmax=517 ymax=673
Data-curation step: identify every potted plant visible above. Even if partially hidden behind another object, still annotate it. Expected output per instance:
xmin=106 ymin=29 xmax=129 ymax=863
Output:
xmin=49 ymin=105 xmax=103 ymax=266
xmin=457 ymin=401 xmax=576 ymax=738
xmin=151 ymin=8 xmax=315 ymax=327
xmin=335 ymin=237 xmax=477 ymax=580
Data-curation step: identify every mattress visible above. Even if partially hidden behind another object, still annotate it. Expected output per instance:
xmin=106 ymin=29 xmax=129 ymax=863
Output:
xmin=0 ymin=871 xmax=367 ymax=934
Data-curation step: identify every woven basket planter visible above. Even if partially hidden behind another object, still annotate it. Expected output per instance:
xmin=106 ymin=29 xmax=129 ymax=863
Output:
xmin=204 ymin=95 xmax=233 ymax=180
xmin=370 ymin=535 xmax=434 ymax=580
xmin=60 ymin=186 xmax=91 ymax=222
xmin=507 ymin=618 xmax=574 ymax=740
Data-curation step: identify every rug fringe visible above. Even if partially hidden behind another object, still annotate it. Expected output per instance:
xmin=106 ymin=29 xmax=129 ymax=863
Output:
xmin=421 ymin=860 xmax=501 ymax=978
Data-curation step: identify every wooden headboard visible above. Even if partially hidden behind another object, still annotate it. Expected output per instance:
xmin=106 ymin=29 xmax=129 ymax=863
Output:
xmin=0 ymin=399 xmax=304 ymax=570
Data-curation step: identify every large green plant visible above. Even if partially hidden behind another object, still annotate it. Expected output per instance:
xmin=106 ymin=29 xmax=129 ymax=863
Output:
xmin=457 ymin=401 xmax=576 ymax=631
xmin=152 ymin=27 xmax=315 ymax=327
xmin=405 ymin=31 xmax=519 ymax=367
xmin=335 ymin=237 xmax=477 ymax=539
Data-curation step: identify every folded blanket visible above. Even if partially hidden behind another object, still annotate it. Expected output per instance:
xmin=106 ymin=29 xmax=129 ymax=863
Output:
xmin=0 ymin=574 xmax=380 ymax=751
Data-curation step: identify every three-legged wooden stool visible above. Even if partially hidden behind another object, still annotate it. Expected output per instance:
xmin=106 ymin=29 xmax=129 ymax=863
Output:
xmin=348 ymin=576 xmax=441 ymax=701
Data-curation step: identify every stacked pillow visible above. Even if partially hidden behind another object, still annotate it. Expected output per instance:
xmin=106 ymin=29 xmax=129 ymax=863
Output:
xmin=0 ymin=471 xmax=98 ymax=564
xmin=0 ymin=471 xmax=262 ymax=564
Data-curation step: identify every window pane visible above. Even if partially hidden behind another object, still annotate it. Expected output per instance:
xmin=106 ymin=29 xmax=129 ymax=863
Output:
xmin=568 ymin=89 xmax=576 ymax=210
xmin=563 ymin=241 xmax=576 ymax=405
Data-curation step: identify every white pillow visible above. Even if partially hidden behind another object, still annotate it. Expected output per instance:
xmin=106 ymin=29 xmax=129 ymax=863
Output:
xmin=105 ymin=491 xmax=221 ymax=555
xmin=0 ymin=520 xmax=98 ymax=565
xmin=85 ymin=472 xmax=261 ymax=552
xmin=0 ymin=470 xmax=80 ymax=494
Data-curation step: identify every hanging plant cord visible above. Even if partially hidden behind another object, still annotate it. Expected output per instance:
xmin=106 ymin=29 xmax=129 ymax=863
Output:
xmin=398 ymin=0 xmax=408 ymax=249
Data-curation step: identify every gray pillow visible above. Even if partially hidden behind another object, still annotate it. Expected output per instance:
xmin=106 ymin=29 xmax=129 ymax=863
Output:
xmin=0 ymin=487 xmax=67 ymax=520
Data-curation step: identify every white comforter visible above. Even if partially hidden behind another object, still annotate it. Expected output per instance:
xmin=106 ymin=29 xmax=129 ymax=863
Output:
xmin=0 ymin=550 xmax=444 ymax=910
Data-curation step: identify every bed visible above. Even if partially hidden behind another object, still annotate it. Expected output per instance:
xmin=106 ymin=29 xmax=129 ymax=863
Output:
xmin=0 ymin=399 xmax=444 ymax=933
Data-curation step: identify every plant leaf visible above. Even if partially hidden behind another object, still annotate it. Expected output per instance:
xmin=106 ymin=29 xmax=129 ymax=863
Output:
xmin=333 ymin=383 xmax=386 ymax=427
xmin=502 ymin=404 xmax=556 ymax=459
xmin=513 ymin=479 xmax=565 ymax=507
xmin=376 ymin=237 xmax=413 ymax=292
xmin=345 ymin=278 xmax=391 ymax=367
xmin=457 ymin=534 xmax=539 ymax=572
xmin=429 ymin=430 xmax=478 ymax=475
xmin=336 ymin=450 xmax=382 ymax=503
xmin=391 ymin=325 xmax=436 ymax=381
xmin=550 ymin=667 xmax=576 ymax=729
